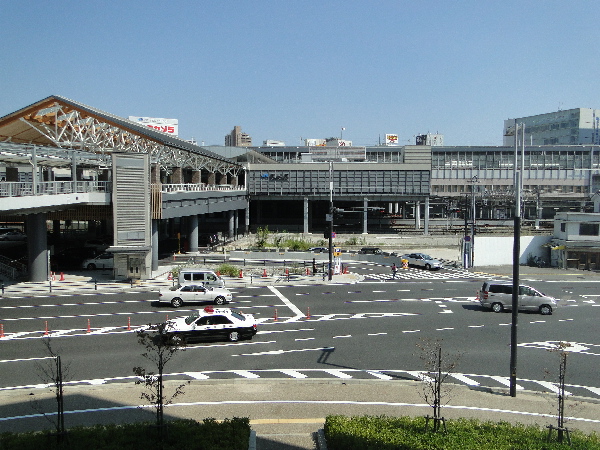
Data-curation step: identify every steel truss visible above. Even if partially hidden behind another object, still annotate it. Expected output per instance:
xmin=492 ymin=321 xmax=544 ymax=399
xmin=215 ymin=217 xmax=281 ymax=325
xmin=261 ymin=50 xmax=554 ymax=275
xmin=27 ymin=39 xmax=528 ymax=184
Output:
xmin=15 ymin=102 xmax=241 ymax=177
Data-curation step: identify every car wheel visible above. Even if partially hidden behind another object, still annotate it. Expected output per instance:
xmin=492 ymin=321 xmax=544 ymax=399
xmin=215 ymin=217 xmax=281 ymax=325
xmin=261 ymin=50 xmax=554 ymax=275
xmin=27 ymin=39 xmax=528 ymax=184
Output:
xmin=539 ymin=305 xmax=552 ymax=315
xmin=214 ymin=296 xmax=226 ymax=305
xmin=425 ymin=263 xmax=431 ymax=270
xmin=228 ymin=331 xmax=239 ymax=342
xmin=171 ymin=297 xmax=183 ymax=308
xmin=87 ymin=263 xmax=96 ymax=270
xmin=491 ymin=302 xmax=503 ymax=313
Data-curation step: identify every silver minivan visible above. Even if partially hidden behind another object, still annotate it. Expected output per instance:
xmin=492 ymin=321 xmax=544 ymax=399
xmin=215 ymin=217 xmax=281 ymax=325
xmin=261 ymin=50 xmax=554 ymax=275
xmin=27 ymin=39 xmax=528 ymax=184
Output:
xmin=178 ymin=269 xmax=225 ymax=288
xmin=478 ymin=280 xmax=558 ymax=315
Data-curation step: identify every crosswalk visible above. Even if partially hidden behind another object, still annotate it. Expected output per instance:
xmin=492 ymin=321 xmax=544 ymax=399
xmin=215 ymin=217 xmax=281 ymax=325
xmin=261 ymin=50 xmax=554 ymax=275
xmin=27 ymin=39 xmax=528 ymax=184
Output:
xmin=2 ymin=368 xmax=598 ymax=400
xmin=352 ymin=261 xmax=488 ymax=281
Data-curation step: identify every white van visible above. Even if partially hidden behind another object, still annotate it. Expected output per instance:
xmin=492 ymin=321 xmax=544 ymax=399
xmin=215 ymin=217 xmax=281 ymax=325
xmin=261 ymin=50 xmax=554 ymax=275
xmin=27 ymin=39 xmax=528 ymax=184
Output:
xmin=178 ymin=269 xmax=225 ymax=288
xmin=478 ymin=280 xmax=558 ymax=315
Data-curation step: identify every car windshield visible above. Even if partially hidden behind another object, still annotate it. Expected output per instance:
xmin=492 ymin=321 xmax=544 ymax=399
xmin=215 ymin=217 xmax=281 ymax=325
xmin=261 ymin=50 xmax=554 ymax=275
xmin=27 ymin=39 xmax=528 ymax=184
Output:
xmin=422 ymin=254 xmax=433 ymax=260
xmin=230 ymin=310 xmax=245 ymax=321
xmin=184 ymin=314 xmax=199 ymax=325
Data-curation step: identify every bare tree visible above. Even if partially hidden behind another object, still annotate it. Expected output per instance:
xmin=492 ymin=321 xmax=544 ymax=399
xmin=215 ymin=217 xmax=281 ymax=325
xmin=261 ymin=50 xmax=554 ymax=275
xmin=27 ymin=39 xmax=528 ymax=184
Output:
xmin=545 ymin=341 xmax=573 ymax=445
xmin=415 ymin=338 xmax=461 ymax=432
xmin=31 ymin=337 xmax=70 ymax=441
xmin=133 ymin=322 xmax=189 ymax=437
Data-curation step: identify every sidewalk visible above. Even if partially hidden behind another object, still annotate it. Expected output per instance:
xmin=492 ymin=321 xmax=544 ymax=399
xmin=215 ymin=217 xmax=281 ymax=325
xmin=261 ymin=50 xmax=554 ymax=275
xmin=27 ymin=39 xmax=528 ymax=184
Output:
xmin=2 ymin=379 xmax=599 ymax=449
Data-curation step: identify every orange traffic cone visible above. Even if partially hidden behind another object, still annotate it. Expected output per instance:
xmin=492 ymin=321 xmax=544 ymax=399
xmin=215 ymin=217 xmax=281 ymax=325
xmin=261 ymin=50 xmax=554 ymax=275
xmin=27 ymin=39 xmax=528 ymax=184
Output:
xmin=59 ymin=272 xmax=65 ymax=281
xmin=167 ymin=272 xmax=173 ymax=280
xmin=262 ymin=268 xmax=267 ymax=277
xmin=239 ymin=269 xmax=243 ymax=278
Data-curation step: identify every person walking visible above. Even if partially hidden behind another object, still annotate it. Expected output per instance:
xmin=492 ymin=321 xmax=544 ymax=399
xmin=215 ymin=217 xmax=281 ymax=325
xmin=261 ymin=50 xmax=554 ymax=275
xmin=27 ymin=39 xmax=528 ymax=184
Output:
xmin=391 ymin=263 xmax=398 ymax=279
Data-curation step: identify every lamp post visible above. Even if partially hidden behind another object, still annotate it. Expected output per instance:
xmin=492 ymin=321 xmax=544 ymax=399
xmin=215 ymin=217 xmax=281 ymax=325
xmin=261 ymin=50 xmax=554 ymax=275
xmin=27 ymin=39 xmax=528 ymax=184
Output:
xmin=328 ymin=161 xmax=334 ymax=281
xmin=510 ymin=122 xmax=524 ymax=397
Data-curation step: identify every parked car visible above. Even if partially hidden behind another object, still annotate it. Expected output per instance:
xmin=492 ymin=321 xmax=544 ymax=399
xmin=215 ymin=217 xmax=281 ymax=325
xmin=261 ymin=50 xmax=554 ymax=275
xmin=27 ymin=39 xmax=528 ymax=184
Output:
xmin=358 ymin=247 xmax=382 ymax=255
xmin=0 ymin=228 xmax=26 ymax=241
xmin=158 ymin=284 xmax=232 ymax=308
xmin=400 ymin=253 xmax=443 ymax=270
xmin=178 ymin=269 xmax=225 ymax=288
xmin=151 ymin=306 xmax=257 ymax=344
xmin=309 ymin=247 xmax=328 ymax=253
xmin=82 ymin=252 xmax=114 ymax=270
xmin=478 ymin=280 xmax=558 ymax=315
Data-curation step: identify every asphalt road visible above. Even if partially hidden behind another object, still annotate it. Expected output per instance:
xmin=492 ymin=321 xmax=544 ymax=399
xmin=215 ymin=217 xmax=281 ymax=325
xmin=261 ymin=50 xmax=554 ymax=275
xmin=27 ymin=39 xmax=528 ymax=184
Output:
xmin=1 ymin=265 xmax=599 ymax=402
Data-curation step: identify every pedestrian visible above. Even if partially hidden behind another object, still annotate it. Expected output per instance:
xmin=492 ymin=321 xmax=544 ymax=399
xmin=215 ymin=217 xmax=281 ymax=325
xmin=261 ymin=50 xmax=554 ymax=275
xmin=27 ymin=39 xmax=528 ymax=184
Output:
xmin=391 ymin=263 xmax=398 ymax=279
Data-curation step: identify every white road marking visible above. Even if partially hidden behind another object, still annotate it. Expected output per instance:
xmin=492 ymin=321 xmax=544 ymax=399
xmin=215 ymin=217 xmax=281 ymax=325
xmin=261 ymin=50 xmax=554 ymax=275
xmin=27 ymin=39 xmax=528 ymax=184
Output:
xmin=490 ymin=376 xmax=523 ymax=390
xmin=536 ymin=381 xmax=572 ymax=396
xmin=450 ymin=374 xmax=480 ymax=386
xmin=268 ymin=286 xmax=304 ymax=321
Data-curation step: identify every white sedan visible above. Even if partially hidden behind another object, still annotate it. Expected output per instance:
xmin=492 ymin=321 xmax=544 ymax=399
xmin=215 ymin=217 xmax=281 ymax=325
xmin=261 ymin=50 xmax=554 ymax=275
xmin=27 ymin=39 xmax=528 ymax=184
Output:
xmin=400 ymin=253 xmax=443 ymax=270
xmin=158 ymin=284 xmax=232 ymax=308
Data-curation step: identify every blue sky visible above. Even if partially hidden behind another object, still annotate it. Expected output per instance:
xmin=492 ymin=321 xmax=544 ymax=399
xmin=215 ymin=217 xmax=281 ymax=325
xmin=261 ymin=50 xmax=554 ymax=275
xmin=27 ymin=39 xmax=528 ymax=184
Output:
xmin=2 ymin=1 xmax=599 ymax=147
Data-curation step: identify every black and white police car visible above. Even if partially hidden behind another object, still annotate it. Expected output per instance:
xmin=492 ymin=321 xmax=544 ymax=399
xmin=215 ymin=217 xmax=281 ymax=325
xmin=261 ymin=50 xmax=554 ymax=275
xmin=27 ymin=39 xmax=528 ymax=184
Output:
xmin=159 ymin=306 xmax=258 ymax=344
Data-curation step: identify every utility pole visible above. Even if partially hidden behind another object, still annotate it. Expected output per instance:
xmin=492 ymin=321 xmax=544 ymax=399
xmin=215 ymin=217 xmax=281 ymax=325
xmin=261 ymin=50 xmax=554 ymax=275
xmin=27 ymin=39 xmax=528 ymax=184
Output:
xmin=328 ymin=161 xmax=334 ymax=281
xmin=510 ymin=122 xmax=524 ymax=397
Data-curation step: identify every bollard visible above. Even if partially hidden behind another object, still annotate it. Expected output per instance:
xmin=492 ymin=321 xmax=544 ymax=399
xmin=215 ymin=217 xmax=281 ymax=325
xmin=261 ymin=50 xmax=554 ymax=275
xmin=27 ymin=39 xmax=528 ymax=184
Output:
xmin=0 ymin=323 xmax=4 ymax=338
xmin=239 ymin=269 xmax=243 ymax=278
xmin=274 ymin=308 xmax=278 ymax=321
xmin=127 ymin=317 xmax=131 ymax=331
xmin=87 ymin=318 xmax=91 ymax=333
xmin=1 ymin=281 xmax=4 ymax=296
xmin=49 ymin=279 xmax=52 ymax=293
xmin=130 ymin=278 xmax=133 ymax=288
xmin=94 ymin=279 xmax=98 ymax=290
xmin=262 ymin=268 xmax=267 ymax=277
xmin=250 ymin=274 xmax=253 ymax=284
xmin=44 ymin=321 xmax=49 ymax=336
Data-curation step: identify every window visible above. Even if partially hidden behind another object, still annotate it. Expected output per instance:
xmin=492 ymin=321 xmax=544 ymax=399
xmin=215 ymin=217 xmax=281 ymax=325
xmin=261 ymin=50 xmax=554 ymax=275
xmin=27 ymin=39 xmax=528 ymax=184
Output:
xmin=579 ymin=223 xmax=599 ymax=236
xmin=560 ymin=223 xmax=566 ymax=232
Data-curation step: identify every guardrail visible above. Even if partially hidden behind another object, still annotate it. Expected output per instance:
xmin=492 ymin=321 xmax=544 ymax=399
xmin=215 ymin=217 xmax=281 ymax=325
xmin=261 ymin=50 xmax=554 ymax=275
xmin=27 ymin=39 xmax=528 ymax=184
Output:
xmin=0 ymin=181 xmax=111 ymax=197
xmin=161 ymin=183 xmax=245 ymax=193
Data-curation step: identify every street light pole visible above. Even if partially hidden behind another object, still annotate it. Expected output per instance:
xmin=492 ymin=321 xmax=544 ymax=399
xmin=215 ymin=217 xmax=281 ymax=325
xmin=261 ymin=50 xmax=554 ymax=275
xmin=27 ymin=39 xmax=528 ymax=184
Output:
xmin=510 ymin=123 xmax=524 ymax=398
xmin=328 ymin=161 xmax=334 ymax=281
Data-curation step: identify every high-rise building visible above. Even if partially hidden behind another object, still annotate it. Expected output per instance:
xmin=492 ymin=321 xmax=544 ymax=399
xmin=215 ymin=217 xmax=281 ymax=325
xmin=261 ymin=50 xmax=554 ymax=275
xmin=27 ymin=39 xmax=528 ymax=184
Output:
xmin=504 ymin=108 xmax=600 ymax=146
xmin=225 ymin=126 xmax=252 ymax=147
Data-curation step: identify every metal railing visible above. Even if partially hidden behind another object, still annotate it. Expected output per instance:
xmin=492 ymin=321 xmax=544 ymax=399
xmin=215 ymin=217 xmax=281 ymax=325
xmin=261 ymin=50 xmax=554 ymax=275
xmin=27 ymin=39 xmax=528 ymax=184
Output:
xmin=160 ymin=183 xmax=245 ymax=193
xmin=0 ymin=181 xmax=111 ymax=198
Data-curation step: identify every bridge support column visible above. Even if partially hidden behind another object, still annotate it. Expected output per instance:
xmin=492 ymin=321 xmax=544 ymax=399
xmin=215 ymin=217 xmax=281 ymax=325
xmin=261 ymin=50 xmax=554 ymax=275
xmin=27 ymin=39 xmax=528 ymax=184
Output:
xmin=424 ymin=197 xmax=430 ymax=235
xmin=228 ymin=210 xmax=235 ymax=239
xmin=188 ymin=215 xmax=199 ymax=252
xmin=415 ymin=201 xmax=421 ymax=229
xmin=26 ymin=212 xmax=48 ymax=282
xmin=151 ymin=220 xmax=159 ymax=271
xmin=172 ymin=167 xmax=183 ymax=184
xmin=363 ymin=198 xmax=368 ymax=234
xmin=245 ymin=203 xmax=250 ymax=235
xmin=303 ymin=197 xmax=309 ymax=234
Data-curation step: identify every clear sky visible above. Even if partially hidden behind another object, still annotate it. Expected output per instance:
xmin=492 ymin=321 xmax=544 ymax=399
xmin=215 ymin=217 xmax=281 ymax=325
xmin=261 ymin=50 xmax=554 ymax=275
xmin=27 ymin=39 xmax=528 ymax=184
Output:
xmin=2 ymin=1 xmax=599 ymax=147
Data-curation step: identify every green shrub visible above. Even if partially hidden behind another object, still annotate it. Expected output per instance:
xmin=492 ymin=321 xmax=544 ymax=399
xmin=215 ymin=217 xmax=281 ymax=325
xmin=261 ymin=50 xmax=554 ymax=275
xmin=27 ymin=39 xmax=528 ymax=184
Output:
xmin=0 ymin=418 xmax=250 ymax=450
xmin=324 ymin=415 xmax=600 ymax=450
xmin=217 ymin=263 xmax=240 ymax=277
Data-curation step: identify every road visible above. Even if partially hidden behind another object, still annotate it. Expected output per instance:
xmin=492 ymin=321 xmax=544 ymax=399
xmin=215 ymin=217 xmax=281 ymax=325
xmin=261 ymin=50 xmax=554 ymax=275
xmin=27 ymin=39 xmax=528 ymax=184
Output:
xmin=1 ymin=263 xmax=598 ymax=404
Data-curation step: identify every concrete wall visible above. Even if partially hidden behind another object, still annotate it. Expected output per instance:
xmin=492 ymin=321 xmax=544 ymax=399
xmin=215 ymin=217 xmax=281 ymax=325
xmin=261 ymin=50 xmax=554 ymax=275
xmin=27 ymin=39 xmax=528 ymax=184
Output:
xmin=473 ymin=235 xmax=553 ymax=266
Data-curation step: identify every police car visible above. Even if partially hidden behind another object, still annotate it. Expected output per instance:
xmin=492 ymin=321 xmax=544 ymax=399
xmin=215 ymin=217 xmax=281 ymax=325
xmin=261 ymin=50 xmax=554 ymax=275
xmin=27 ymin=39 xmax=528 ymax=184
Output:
xmin=161 ymin=306 xmax=257 ymax=344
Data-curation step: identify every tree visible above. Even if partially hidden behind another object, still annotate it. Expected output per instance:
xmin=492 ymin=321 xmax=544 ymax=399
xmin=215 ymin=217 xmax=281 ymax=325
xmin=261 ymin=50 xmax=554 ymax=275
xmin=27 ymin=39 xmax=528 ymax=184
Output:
xmin=545 ymin=341 xmax=573 ymax=445
xmin=133 ymin=322 xmax=189 ymax=437
xmin=32 ymin=337 xmax=70 ymax=442
xmin=254 ymin=226 xmax=270 ymax=248
xmin=415 ymin=338 xmax=461 ymax=432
